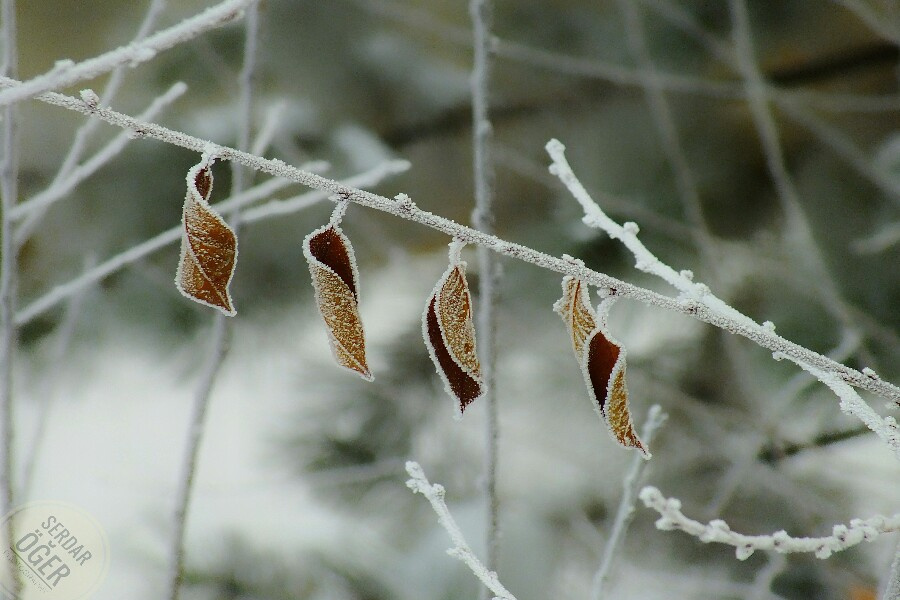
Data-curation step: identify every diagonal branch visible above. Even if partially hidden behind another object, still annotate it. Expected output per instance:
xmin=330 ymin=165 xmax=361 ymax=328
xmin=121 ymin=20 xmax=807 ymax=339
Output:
xmin=0 ymin=0 xmax=254 ymax=108
xmin=3 ymin=78 xmax=898 ymax=405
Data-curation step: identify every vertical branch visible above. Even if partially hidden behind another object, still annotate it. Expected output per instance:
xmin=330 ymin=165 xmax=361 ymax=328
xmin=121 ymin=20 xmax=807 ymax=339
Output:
xmin=165 ymin=317 xmax=230 ymax=600
xmin=166 ymin=5 xmax=258 ymax=599
xmin=590 ymin=405 xmax=666 ymax=600
xmin=0 ymin=0 xmax=18 ymax=518
xmin=469 ymin=0 xmax=500 ymax=586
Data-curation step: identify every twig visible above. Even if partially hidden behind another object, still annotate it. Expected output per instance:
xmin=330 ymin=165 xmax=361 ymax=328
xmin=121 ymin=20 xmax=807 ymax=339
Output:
xmin=167 ymin=8 xmax=258 ymax=597
xmin=639 ymin=486 xmax=900 ymax=560
xmin=349 ymin=0 xmax=900 ymax=113
xmin=405 ymin=461 xmax=517 ymax=600
xmin=0 ymin=0 xmax=254 ymax=108
xmin=590 ymin=405 xmax=667 ymax=600
xmin=469 ymin=0 xmax=500 ymax=588
xmin=828 ymin=0 xmax=900 ymax=44
xmin=0 ymin=0 xmax=18 ymax=519
xmin=547 ymin=138 xmax=900 ymax=458
xmin=3 ymin=82 xmax=898 ymax=405
xmin=165 ymin=315 xmax=230 ymax=600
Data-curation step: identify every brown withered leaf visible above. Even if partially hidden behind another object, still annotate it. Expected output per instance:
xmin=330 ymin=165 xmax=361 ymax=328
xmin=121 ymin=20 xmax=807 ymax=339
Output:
xmin=303 ymin=222 xmax=372 ymax=381
xmin=422 ymin=252 xmax=483 ymax=417
xmin=554 ymin=276 xmax=649 ymax=458
xmin=175 ymin=161 xmax=238 ymax=316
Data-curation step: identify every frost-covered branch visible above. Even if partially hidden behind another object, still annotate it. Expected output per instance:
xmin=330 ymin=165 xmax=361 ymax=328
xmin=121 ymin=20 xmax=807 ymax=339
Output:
xmin=469 ymin=0 xmax=500 ymax=586
xmin=591 ymin=405 xmax=667 ymax=600
xmin=791 ymin=360 xmax=900 ymax=457
xmin=167 ymin=8 xmax=259 ymax=597
xmin=0 ymin=0 xmax=18 ymax=520
xmin=3 ymin=79 xmax=898 ymax=405
xmin=0 ymin=0 xmax=253 ymax=108
xmin=546 ymin=138 xmax=900 ymax=458
xmin=405 ymin=461 xmax=517 ymax=600
xmin=639 ymin=486 xmax=900 ymax=560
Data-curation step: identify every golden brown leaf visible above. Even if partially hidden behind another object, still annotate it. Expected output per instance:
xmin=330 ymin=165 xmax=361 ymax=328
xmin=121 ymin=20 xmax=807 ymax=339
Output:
xmin=303 ymin=221 xmax=372 ymax=381
xmin=423 ymin=246 xmax=483 ymax=416
xmin=554 ymin=276 xmax=649 ymax=457
xmin=175 ymin=160 xmax=238 ymax=316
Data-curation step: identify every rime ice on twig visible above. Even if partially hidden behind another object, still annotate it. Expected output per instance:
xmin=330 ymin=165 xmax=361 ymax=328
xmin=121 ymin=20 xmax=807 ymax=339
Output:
xmin=0 ymin=0 xmax=254 ymax=108
xmin=4 ymin=80 xmax=898 ymax=405
xmin=639 ymin=486 xmax=900 ymax=560
xmin=547 ymin=138 xmax=900 ymax=455
xmin=405 ymin=461 xmax=517 ymax=600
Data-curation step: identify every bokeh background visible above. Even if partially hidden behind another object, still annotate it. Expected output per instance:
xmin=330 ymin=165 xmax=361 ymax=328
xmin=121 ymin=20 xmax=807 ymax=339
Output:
xmin=8 ymin=0 xmax=900 ymax=598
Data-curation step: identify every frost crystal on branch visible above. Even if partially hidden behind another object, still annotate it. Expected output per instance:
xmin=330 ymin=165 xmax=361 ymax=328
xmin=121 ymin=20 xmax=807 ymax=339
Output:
xmin=175 ymin=157 xmax=238 ymax=316
xmin=640 ymin=486 xmax=900 ymax=560
xmin=405 ymin=461 xmax=517 ymax=600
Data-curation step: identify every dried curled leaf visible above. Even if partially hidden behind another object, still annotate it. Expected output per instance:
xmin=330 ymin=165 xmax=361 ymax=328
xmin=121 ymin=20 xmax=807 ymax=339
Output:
xmin=175 ymin=160 xmax=238 ymax=316
xmin=303 ymin=221 xmax=372 ymax=381
xmin=422 ymin=247 xmax=483 ymax=417
xmin=554 ymin=276 xmax=649 ymax=457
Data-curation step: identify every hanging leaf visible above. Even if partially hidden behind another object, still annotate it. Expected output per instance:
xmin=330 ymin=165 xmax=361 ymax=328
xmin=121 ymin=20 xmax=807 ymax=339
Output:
xmin=422 ymin=241 xmax=484 ymax=417
xmin=554 ymin=276 xmax=649 ymax=458
xmin=175 ymin=159 xmax=238 ymax=316
xmin=303 ymin=203 xmax=372 ymax=381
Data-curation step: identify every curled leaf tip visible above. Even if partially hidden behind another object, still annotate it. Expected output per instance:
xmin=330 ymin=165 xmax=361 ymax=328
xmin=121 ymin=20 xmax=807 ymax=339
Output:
xmin=423 ymin=258 xmax=484 ymax=416
xmin=556 ymin=276 xmax=648 ymax=455
xmin=175 ymin=161 xmax=238 ymax=316
xmin=303 ymin=222 xmax=372 ymax=381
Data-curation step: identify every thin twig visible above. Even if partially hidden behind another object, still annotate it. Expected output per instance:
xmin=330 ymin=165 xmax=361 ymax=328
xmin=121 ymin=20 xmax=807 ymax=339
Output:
xmin=166 ymin=7 xmax=258 ymax=596
xmin=0 ymin=0 xmax=18 ymax=519
xmin=469 ymin=0 xmax=500 ymax=589
xmin=640 ymin=486 xmax=900 ymax=560
xmin=4 ymin=81 xmax=898 ymax=405
xmin=405 ymin=461 xmax=517 ymax=600
xmin=0 ymin=0 xmax=254 ymax=108
xmin=165 ymin=315 xmax=230 ymax=600
xmin=547 ymin=138 xmax=899 ymax=458
xmin=590 ymin=405 xmax=667 ymax=600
